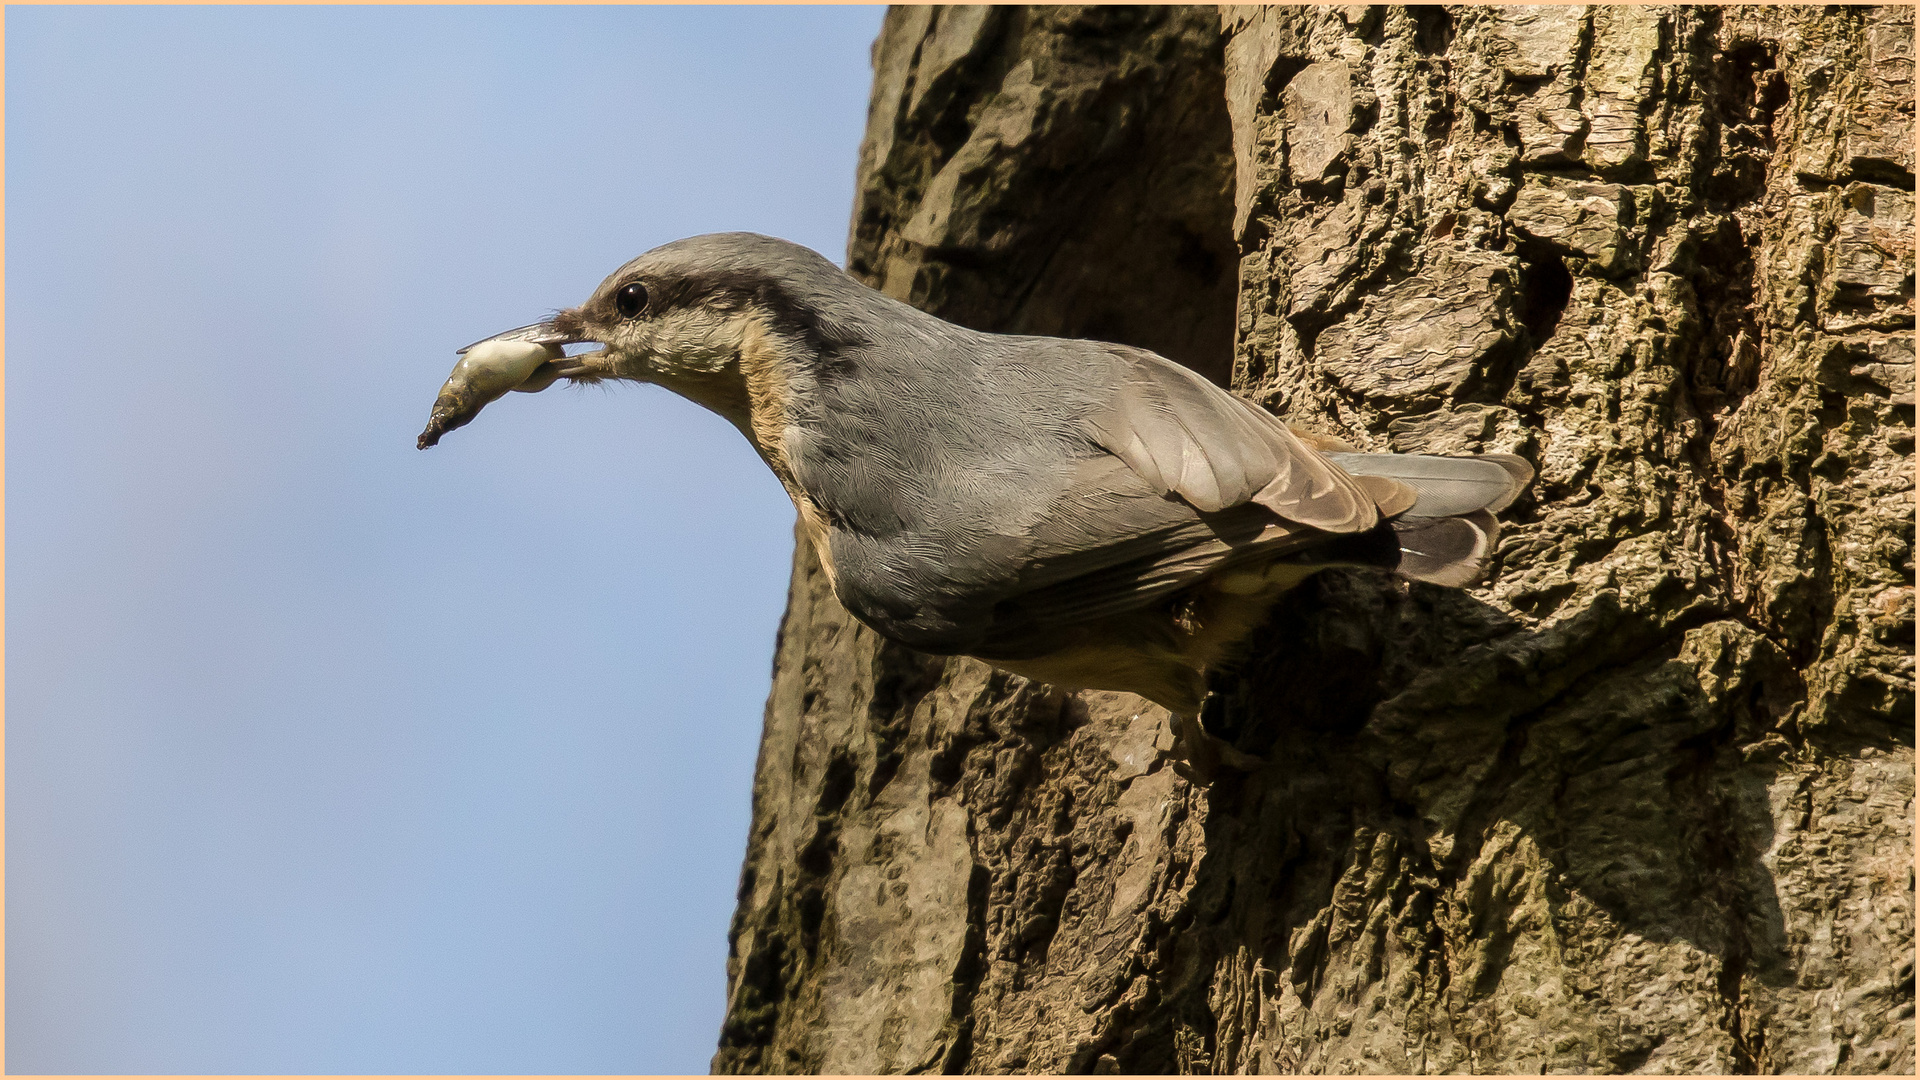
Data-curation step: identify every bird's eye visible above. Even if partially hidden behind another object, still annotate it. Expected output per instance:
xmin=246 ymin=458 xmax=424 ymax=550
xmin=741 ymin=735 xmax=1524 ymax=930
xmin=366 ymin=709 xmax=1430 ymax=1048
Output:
xmin=615 ymin=281 xmax=649 ymax=319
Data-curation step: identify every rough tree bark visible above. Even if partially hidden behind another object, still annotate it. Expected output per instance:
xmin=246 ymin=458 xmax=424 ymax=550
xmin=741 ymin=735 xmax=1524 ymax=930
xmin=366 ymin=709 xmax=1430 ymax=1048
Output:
xmin=713 ymin=6 xmax=1913 ymax=1074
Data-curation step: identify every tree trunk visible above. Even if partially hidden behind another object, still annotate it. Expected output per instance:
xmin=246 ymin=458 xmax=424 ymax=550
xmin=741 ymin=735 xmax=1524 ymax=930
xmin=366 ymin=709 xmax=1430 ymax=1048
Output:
xmin=712 ymin=6 xmax=1914 ymax=1074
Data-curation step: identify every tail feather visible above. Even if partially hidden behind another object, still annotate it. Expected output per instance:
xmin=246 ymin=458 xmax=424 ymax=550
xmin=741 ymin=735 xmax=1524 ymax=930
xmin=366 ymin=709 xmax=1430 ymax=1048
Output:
xmin=1475 ymin=454 xmax=1536 ymax=513
xmin=1259 ymin=450 xmax=1533 ymax=587
xmin=1327 ymin=451 xmax=1534 ymax=517
xmin=1350 ymin=473 xmax=1419 ymax=518
xmin=1391 ymin=510 xmax=1499 ymax=587
xmin=1324 ymin=449 xmax=1532 ymax=586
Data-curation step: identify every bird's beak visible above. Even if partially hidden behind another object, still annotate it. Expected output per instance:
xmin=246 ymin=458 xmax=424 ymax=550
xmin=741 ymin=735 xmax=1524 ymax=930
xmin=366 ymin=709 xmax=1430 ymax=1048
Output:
xmin=455 ymin=320 xmax=580 ymax=355
xmin=417 ymin=320 xmax=598 ymax=449
xmin=461 ymin=318 xmax=609 ymax=387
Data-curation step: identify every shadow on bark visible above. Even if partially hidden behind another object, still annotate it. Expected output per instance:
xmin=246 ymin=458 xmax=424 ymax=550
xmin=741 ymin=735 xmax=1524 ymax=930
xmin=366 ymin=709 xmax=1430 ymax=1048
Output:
xmin=1072 ymin=568 xmax=1830 ymax=1073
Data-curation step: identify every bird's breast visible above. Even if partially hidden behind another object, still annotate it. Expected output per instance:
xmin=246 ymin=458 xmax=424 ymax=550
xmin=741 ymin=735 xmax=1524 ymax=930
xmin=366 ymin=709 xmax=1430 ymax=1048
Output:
xmin=729 ymin=322 xmax=847 ymax=591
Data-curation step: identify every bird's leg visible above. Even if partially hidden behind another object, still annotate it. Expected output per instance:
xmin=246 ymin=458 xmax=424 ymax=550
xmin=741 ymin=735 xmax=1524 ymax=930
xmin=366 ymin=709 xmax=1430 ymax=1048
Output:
xmin=1170 ymin=674 xmax=1265 ymax=785
xmin=1206 ymin=688 xmax=1268 ymax=770
xmin=1171 ymin=712 xmax=1222 ymax=785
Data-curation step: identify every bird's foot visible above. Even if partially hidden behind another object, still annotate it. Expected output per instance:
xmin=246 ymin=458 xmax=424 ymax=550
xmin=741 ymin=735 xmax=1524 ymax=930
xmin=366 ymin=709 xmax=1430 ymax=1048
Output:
xmin=1170 ymin=709 xmax=1263 ymax=787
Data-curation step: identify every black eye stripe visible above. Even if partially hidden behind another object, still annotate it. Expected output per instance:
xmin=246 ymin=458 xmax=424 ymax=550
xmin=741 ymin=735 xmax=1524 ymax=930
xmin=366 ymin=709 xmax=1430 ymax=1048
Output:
xmin=615 ymin=281 xmax=649 ymax=319
xmin=598 ymin=270 xmax=847 ymax=349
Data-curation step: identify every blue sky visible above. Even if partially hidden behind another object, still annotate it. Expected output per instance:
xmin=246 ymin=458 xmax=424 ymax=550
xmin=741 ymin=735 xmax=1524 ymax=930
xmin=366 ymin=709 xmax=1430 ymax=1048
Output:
xmin=6 ymin=5 xmax=885 ymax=1072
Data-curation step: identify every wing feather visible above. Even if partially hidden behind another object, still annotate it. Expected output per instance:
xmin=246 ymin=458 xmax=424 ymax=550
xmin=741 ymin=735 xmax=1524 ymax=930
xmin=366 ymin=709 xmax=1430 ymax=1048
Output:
xmin=1324 ymin=452 xmax=1533 ymax=517
xmin=1086 ymin=346 xmax=1377 ymax=532
xmin=996 ymin=453 xmax=1312 ymax=611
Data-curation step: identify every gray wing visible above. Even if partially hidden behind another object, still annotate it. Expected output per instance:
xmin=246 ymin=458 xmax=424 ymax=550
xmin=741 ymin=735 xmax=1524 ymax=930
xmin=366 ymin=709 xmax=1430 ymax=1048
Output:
xmin=971 ymin=345 xmax=1391 ymax=626
xmin=1082 ymin=345 xmax=1379 ymax=532
xmin=987 ymin=453 xmax=1317 ymax=633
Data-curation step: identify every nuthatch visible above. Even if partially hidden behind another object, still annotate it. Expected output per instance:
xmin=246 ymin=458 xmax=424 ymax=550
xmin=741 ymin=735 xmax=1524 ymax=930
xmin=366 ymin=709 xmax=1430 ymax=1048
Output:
xmin=421 ymin=233 xmax=1531 ymax=766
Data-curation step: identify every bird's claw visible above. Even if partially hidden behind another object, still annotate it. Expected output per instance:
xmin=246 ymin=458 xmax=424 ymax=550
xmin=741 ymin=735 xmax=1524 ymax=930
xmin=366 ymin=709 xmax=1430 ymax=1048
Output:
xmin=1171 ymin=712 xmax=1263 ymax=786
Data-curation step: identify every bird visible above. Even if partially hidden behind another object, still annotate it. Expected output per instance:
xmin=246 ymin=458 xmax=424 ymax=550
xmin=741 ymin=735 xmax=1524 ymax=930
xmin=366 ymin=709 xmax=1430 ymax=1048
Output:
xmin=420 ymin=232 xmax=1532 ymax=774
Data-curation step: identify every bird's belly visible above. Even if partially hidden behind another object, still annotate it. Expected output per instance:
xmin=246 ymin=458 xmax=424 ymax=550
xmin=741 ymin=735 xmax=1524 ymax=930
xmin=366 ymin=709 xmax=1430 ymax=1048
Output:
xmin=968 ymin=566 xmax=1325 ymax=714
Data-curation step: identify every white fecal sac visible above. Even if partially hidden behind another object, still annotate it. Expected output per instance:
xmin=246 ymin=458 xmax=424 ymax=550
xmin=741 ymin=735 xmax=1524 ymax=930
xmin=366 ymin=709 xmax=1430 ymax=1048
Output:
xmin=418 ymin=338 xmax=562 ymax=448
xmin=452 ymin=339 xmax=558 ymax=398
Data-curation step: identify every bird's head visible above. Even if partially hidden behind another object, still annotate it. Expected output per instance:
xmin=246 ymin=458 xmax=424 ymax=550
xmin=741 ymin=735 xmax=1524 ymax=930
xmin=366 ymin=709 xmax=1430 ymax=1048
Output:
xmin=424 ymin=234 xmax=870 ymax=448
xmin=421 ymin=234 xmax=871 ymax=448
xmin=467 ymin=233 xmax=862 ymax=417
